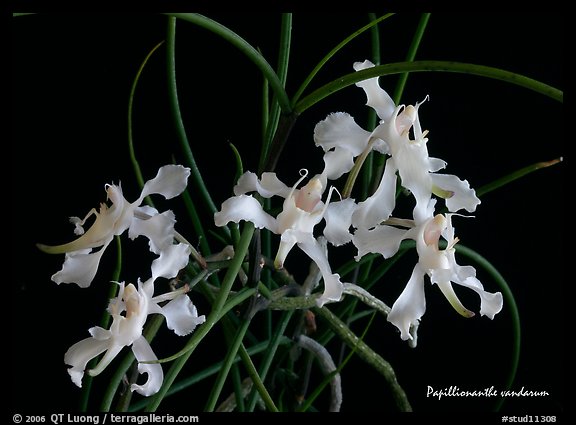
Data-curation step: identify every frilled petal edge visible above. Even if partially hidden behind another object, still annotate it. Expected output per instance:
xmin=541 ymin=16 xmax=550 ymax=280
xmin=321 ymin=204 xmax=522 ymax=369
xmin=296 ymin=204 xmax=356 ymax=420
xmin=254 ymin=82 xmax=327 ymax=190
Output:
xmin=129 ymin=209 xmax=176 ymax=255
xmin=139 ymin=165 xmax=191 ymax=201
xmin=234 ymin=171 xmax=291 ymax=198
xmin=431 ymin=173 xmax=481 ymax=213
xmin=160 ymin=295 xmax=206 ymax=336
xmin=214 ymin=195 xmax=279 ymax=233
xmin=323 ymin=198 xmax=356 ymax=246
xmin=151 ymin=243 xmax=191 ymax=281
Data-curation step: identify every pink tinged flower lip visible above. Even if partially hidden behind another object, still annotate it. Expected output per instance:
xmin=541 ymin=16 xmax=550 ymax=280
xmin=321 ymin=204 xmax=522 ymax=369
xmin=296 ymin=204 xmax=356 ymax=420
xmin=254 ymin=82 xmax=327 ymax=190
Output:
xmin=423 ymin=214 xmax=446 ymax=246
xmin=294 ymin=178 xmax=323 ymax=212
xmin=395 ymin=105 xmax=417 ymax=136
xmin=124 ymin=284 xmax=142 ymax=319
xmin=86 ymin=283 xmax=147 ymax=378
xmin=276 ymin=172 xmax=326 ymax=234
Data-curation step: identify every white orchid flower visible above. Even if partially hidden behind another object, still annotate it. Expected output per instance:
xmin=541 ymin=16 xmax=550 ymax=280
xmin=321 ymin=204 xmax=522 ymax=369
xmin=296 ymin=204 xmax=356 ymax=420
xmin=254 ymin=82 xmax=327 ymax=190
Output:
xmin=64 ymin=244 xmax=205 ymax=396
xmin=315 ymin=60 xmax=480 ymax=226
xmin=353 ymin=213 xmax=503 ymax=340
xmin=37 ymin=165 xmax=191 ymax=288
xmin=214 ymin=169 xmax=356 ymax=307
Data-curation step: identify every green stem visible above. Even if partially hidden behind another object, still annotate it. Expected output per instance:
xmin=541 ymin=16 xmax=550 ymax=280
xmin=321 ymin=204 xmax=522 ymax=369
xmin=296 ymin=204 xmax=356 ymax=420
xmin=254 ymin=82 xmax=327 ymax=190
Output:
xmin=128 ymin=337 xmax=290 ymax=411
xmin=392 ymin=13 xmax=431 ymax=104
xmin=166 ymin=13 xmax=290 ymax=113
xmin=313 ymin=306 xmax=412 ymax=411
xmin=246 ymin=310 xmax=294 ymax=411
xmin=294 ymin=60 xmax=563 ymax=114
xmin=143 ymin=223 xmax=255 ymax=411
xmin=368 ymin=13 xmax=381 ymax=67
xmin=360 ymin=13 xmax=382 ymax=199
xmin=204 ymin=318 xmax=252 ymax=411
xmin=261 ymin=112 xmax=298 ymax=173
xmin=180 ymin=189 xmax=212 ymax=256
xmin=205 ymin=310 xmax=280 ymax=412
xmin=476 ymin=157 xmax=563 ymax=198
xmin=166 ymin=17 xmax=219 ymax=217
xmin=238 ymin=345 xmax=279 ymax=412
xmin=291 ymin=13 xmax=394 ymax=106
xmin=231 ymin=364 xmax=245 ymax=412
xmin=298 ymin=312 xmax=377 ymax=412
xmin=258 ymin=13 xmax=292 ymax=173
xmin=128 ymin=40 xmax=165 ymax=204
xmin=452 ymin=243 xmax=521 ymax=412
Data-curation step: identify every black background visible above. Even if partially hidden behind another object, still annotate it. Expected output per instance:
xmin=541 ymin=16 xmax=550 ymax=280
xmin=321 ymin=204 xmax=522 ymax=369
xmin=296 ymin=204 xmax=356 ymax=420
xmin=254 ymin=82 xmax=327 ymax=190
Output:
xmin=11 ymin=14 xmax=564 ymax=413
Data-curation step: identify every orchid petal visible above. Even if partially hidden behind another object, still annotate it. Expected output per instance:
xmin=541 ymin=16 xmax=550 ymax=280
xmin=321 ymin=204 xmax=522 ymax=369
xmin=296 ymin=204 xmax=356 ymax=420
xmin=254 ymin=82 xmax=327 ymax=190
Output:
xmin=87 ymin=343 xmax=125 ymax=378
xmin=431 ymin=174 xmax=480 ymax=213
xmin=139 ymin=165 xmax=191 ymax=201
xmin=353 ymin=60 xmax=396 ymax=122
xmin=64 ymin=335 xmax=110 ymax=387
xmin=275 ymin=229 xmax=300 ymax=269
xmin=214 ymin=195 xmax=278 ymax=232
xmin=52 ymin=243 xmax=110 ymax=288
xmin=37 ymin=186 xmax=128 ymax=255
xmin=298 ymin=235 xmax=344 ymax=306
xmin=314 ymin=112 xmax=373 ymax=156
xmin=352 ymin=158 xmax=398 ymax=229
xmin=130 ymin=336 xmax=163 ymax=396
xmin=323 ymin=198 xmax=356 ymax=246
xmin=276 ymin=195 xmax=324 ymax=235
xmin=129 ymin=210 xmax=176 ymax=254
xmin=151 ymin=243 xmax=191 ymax=281
xmin=452 ymin=273 xmax=503 ymax=319
xmin=429 ymin=157 xmax=447 ymax=172
xmin=322 ymin=148 xmax=356 ymax=181
xmin=234 ymin=171 xmax=291 ymax=198
xmin=352 ymin=225 xmax=409 ymax=260
xmin=387 ymin=265 xmax=426 ymax=341
xmin=160 ymin=295 xmax=206 ymax=336
xmin=136 ymin=205 xmax=159 ymax=218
